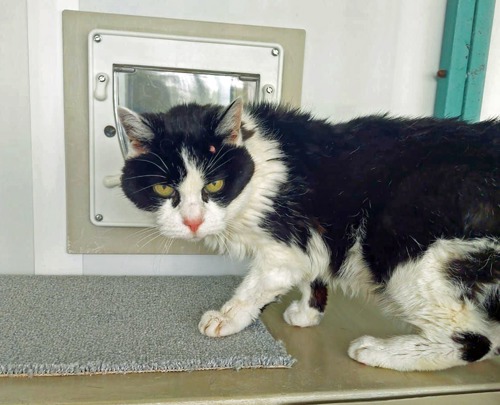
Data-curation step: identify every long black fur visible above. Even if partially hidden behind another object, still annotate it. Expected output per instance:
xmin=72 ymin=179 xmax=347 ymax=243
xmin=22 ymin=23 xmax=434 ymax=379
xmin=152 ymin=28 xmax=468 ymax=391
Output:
xmin=249 ymin=105 xmax=499 ymax=284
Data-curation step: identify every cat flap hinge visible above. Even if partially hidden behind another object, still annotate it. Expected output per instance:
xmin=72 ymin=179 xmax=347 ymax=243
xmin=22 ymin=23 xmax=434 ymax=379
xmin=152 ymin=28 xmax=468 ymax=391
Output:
xmin=94 ymin=72 xmax=109 ymax=101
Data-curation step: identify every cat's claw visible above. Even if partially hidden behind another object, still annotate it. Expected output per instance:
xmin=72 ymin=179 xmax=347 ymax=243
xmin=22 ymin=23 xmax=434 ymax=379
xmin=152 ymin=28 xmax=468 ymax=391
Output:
xmin=198 ymin=310 xmax=243 ymax=337
xmin=283 ymin=300 xmax=323 ymax=327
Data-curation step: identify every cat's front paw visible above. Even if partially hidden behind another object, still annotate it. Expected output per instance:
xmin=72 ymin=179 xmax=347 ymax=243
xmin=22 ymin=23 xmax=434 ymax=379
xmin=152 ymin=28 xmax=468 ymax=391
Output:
xmin=283 ymin=300 xmax=323 ymax=327
xmin=198 ymin=309 xmax=247 ymax=337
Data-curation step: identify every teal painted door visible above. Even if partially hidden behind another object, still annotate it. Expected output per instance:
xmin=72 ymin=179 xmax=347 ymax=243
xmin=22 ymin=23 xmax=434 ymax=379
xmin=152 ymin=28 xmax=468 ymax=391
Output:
xmin=434 ymin=0 xmax=495 ymax=121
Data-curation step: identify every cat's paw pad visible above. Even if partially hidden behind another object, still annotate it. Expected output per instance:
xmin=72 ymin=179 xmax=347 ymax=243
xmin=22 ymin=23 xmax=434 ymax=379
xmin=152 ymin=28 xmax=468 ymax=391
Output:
xmin=198 ymin=310 xmax=241 ymax=337
xmin=348 ymin=336 xmax=386 ymax=366
xmin=283 ymin=300 xmax=323 ymax=327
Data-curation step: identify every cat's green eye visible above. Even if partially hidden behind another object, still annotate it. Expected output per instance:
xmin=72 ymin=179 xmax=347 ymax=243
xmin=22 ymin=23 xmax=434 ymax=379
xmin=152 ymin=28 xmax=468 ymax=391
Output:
xmin=153 ymin=184 xmax=175 ymax=198
xmin=204 ymin=179 xmax=224 ymax=193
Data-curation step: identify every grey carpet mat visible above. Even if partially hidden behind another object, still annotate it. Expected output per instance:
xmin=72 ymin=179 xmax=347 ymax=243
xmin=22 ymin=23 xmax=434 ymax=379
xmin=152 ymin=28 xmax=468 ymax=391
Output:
xmin=0 ymin=275 xmax=294 ymax=376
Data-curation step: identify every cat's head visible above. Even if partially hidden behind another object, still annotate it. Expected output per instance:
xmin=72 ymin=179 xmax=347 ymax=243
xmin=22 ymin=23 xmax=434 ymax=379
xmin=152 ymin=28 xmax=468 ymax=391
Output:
xmin=118 ymin=99 xmax=255 ymax=241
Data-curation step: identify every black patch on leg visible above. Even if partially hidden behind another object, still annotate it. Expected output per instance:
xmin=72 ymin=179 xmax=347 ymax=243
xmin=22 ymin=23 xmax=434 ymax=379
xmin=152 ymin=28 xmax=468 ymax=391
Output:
xmin=448 ymin=249 xmax=500 ymax=285
xmin=482 ymin=287 xmax=500 ymax=322
xmin=452 ymin=332 xmax=491 ymax=362
xmin=308 ymin=279 xmax=328 ymax=312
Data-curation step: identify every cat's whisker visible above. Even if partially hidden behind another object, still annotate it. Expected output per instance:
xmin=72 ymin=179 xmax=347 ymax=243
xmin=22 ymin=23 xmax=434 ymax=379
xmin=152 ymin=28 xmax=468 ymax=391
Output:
xmin=134 ymin=227 xmax=162 ymax=246
xmin=128 ymin=184 xmax=157 ymax=195
xmin=215 ymin=233 xmax=231 ymax=257
xmin=205 ymin=147 xmax=233 ymax=172
xmin=207 ymin=144 xmax=229 ymax=164
xmin=204 ymin=157 xmax=235 ymax=177
xmin=161 ymin=236 xmax=175 ymax=254
xmin=121 ymin=226 xmax=157 ymax=245
xmin=130 ymin=224 xmax=158 ymax=237
xmin=123 ymin=174 xmax=167 ymax=181
xmin=132 ymin=225 xmax=158 ymax=236
xmin=148 ymin=151 xmax=171 ymax=174
xmin=134 ymin=158 xmax=168 ymax=175
xmin=137 ymin=229 xmax=167 ymax=250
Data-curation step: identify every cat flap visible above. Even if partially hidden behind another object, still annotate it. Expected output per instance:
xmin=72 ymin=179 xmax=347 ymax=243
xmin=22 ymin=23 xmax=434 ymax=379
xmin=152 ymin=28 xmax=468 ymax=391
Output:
xmin=117 ymin=106 xmax=154 ymax=158
xmin=215 ymin=98 xmax=244 ymax=146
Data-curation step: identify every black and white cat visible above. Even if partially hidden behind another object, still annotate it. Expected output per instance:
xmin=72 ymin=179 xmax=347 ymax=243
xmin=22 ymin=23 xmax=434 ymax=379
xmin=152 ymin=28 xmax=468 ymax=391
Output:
xmin=118 ymin=99 xmax=499 ymax=371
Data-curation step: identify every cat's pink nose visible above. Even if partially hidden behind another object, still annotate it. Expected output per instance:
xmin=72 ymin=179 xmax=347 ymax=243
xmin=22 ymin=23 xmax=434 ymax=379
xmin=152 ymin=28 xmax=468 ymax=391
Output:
xmin=183 ymin=217 xmax=204 ymax=233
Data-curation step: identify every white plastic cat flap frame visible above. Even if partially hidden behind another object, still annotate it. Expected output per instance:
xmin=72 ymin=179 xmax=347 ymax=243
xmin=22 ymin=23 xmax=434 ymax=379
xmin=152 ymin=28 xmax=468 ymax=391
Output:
xmin=89 ymin=30 xmax=283 ymax=227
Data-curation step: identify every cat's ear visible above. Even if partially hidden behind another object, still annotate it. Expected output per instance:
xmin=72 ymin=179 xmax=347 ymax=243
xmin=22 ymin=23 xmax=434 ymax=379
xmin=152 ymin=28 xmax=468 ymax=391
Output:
xmin=215 ymin=98 xmax=244 ymax=146
xmin=117 ymin=106 xmax=154 ymax=158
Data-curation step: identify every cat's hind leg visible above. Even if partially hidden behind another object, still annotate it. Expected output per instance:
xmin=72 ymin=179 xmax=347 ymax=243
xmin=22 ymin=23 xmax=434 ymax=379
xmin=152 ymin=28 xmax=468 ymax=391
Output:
xmin=283 ymin=278 xmax=328 ymax=327
xmin=348 ymin=334 xmax=474 ymax=371
xmin=348 ymin=238 xmax=500 ymax=371
xmin=348 ymin=323 xmax=499 ymax=371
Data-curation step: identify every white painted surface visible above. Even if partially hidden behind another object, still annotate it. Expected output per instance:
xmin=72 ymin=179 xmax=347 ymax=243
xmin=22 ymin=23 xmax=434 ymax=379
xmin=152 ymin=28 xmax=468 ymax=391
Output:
xmin=0 ymin=0 xmax=34 ymax=274
xmin=481 ymin=2 xmax=500 ymax=120
xmin=26 ymin=0 xmax=82 ymax=274
xmin=83 ymin=254 xmax=248 ymax=276
xmin=3 ymin=0 xmax=499 ymax=275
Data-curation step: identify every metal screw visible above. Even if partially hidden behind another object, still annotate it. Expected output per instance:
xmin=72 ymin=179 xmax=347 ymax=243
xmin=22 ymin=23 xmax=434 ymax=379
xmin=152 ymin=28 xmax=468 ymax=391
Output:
xmin=104 ymin=125 xmax=116 ymax=138
xmin=98 ymin=74 xmax=106 ymax=83
xmin=95 ymin=214 xmax=103 ymax=222
xmin=271 ymin=48 xmax=280 ymax=56
xmin=94 ymin=34 xmax=102 ymax=43
xmin=265 ymin=85 xmax=274 ymax=94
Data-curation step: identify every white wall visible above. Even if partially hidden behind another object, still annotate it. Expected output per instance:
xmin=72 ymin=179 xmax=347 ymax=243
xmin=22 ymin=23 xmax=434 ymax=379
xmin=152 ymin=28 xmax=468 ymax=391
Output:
xmin=2 ymin=0 xmax=499 ymax=275
xmin=80 ymin=0 xmax=447 ymax=120
xmin=0 ymin=0 xmax=34 ymax=273
xmin=26 ymin=0 xmax=82 ymax=274
xmin=482 ymin=2 xmax=500 ymax=120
